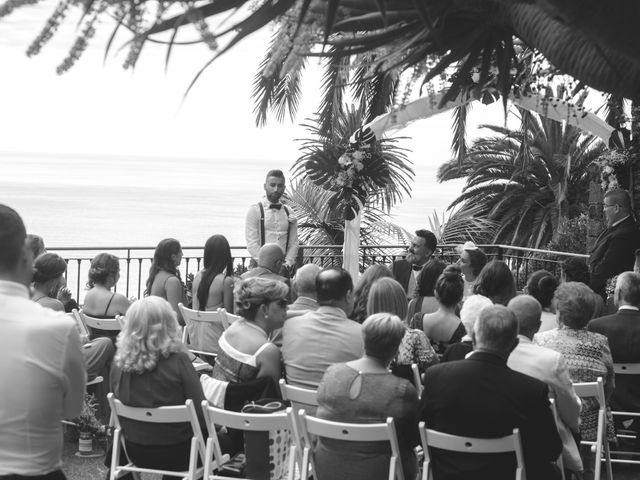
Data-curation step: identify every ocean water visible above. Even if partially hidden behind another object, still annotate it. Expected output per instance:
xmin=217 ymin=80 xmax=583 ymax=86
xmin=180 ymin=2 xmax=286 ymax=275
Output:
xmin=1 ymin=151 xmax=465 ymax=248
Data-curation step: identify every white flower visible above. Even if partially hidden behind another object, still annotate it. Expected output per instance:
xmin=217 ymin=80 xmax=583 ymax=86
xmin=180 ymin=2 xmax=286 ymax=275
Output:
xmin=338 ymin=153 xmax=351 ymax=167
xmin=352 ymin=150 xmax=364 ymax=161
xmin=352 ymin=158 xmax=364 ymax=172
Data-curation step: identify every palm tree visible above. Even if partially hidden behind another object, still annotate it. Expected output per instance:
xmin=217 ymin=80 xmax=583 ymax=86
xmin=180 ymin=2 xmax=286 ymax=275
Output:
xmin=289 ymin=105 xmax=414 ymax=254
xmin=438 ymin=109 xmax=606 ymax=248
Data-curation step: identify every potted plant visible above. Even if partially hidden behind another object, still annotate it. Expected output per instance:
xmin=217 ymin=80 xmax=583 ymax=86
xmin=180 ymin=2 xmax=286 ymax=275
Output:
xmin=70 ymin=393 xmax=106 ymax=457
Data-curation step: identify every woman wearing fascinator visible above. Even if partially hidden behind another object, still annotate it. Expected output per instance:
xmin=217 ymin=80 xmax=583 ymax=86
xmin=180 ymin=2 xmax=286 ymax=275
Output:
xmin=456 ymin=241 xmax=487 ymax=301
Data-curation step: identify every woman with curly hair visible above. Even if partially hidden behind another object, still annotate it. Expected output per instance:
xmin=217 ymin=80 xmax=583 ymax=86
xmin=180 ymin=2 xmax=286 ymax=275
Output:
xmin=350 ymin=264 xmax=393 ymax=324
xmin=210 ymin=277 xmax=289 ymax=384
xmin=146 ymin=238 xmax=186 ymax=325
xmin=31 ymin=253 xmax=70 ymax=312
xmin=83 ymin=253 xmax=130 ymax=318
xmin=192 ymin=235 xmax=234 ymax=312
xmin=110 ymin=296 xmax=230 ymax=474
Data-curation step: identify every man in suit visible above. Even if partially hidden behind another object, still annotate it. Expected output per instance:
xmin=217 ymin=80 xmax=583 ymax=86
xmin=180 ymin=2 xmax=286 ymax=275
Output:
xmin=392 ymin=229 xmax=437 ymax=298
xmin=420 ymin=305 xmax=562 ymax=480
xmin=589 ymin=271 xmax=640 ymax=434
xmin=507 ymin=295 xmax=582 ymax=473
xmin=589 ymin=188 xmax=640 ymax=298
xmin=281 ymin=268 xmax=363 ymax=389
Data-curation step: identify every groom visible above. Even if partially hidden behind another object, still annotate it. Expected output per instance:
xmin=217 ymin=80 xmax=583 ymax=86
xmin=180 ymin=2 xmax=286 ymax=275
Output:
xmin=392 ymin=229 xmax=437 ymax=299
xmin=245 ymin=169 xmax=299 ymax=275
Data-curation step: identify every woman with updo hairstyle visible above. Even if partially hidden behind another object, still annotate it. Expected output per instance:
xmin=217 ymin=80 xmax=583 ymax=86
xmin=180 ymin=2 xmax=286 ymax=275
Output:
xmin=526 ymin=270 xmax=559 ymax=332
xmin=83 ymin=253 xmax=130 ymax=320
xmin=407 ymin=259 xmax=447 ymax=319
xmin=534 ymin=282 xmax=615 ymax=453
xmin=315 ymin=313 xmax=420 ymax=480
xmin=192 ymin=235 xmax=234 ymax=312
xmin=421 ymin=265 xmax=466 ymax=354
xmin=110 ymin=296 xmax=232 ymax=473
xmin=473 ymin=260 xmax=517 ymax=306
xmin=456 ymin=241 xmax=487 ymax=300
xmin=367 ymin=277 xmax=438 ymax=374
xmin=31 ymin=253 xmax=71 ymax=312
xmin=146 ymin=238 xmax=186 ymax=325
xmin=210 ymin=277 xmax=288 ymax=384
xmin=350 ymin=264 xmax=393 ymax=324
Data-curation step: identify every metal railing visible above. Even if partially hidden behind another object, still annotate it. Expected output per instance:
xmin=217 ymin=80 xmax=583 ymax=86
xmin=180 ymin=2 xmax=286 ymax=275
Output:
xmin=48 ymin=243 xmax=587 ymax=304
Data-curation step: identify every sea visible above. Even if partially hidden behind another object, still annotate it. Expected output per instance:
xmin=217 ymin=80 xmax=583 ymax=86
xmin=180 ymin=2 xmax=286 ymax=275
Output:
xmin=1 ymin=151 xmax=465 ymax=249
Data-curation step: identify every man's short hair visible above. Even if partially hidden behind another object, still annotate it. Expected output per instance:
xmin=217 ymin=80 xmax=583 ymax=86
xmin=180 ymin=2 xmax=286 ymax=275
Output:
xmin=616 ymin=271 xmax=640 ymax=307
xmin=266 ymin=169 xmax=285 ymax=180
xmin=258 ymin=243 xmax=285 ymax=272
xmin=605 ymin=188 xmax=632 ymax=212
xmin=316 ymin=268 xmax=353 ymax=303
xmin=507 ymin=295 xmax=542 ymax=336
xmin=0 ymin=204 xmax=26 ymax=271
xmin=415 ymin=229 xmax=437 ymax=253
xmin=473 ymin=305 xmax=518 ymax=353
xmin=293 ymin=264 xmax=322 ymax=295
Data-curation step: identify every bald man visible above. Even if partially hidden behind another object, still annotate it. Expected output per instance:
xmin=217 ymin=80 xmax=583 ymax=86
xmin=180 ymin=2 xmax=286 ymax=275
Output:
xmin=241 ymin=243 xmax=288 ymax=284
xmin=507 ymin=295 xmax=582 ymax=473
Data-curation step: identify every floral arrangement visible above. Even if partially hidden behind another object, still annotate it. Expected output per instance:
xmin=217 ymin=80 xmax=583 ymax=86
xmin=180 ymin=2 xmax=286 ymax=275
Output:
xmin=70 ymin=393 xmax=105 ymax=435
xmin=593 ymin=149 xmax=629 ymax=192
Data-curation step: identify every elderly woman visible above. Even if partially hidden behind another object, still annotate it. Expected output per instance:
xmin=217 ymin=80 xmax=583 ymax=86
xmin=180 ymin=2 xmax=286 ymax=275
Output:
xmin=457 ymin=241 xmax=487 ymax=300
xmin=526 ymin=270 xmax=559 ymax=332
xmin=83 ymin=253 xmax=131 ymax=318
xmin=192 ymin=234 xmax=235 ymax=312
xmin=422 ymin=265 xmax=466 ymax=354
xmin=534 ymin=282 xmax=615 ymax=446
xmin=367 ymin=277 xmax=438 ymax=374
xmin=441 ymin=294 xmax=493 ymax=362
xmin=146 ymin=238 xmax=186 ymax=325
xmin=210 ymin=277 xmax=288 ymax=385
xmin=316 ymin=313 xmax=420 ymax=480
xmin=473 ymin=260 xmax=517 ymax=306
xmin=110 ymin=296 xmax=231 ymax=474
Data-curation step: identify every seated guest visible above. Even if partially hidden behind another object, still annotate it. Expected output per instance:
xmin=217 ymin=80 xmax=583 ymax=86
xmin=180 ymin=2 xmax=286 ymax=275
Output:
xmin=83 ymin=253 xmax=131 ymax=318
xmin=350 ymin=264 xmax=393 ymax=324
xmin=110 ymin=296 xmax=230 ymax=474
xmin=26 ymin=233 xmax=46 ymax=258
xmin=211 ymin=277 xmax=288 ymax=385
xmin=316 ymin=313 xmax=420 ymax=480
xmin=457 ymin=241 xmax=487 ymax=300
xmin=282 ymin=268 xmax=364 ymax=389
xmin=563 ymin=257 xmax=590 ymax=284
xmin=270 ymin=263 xmax=322 ymax=348
xmin=526 ymin=270 xmax=559 ymax=332
xmin=407 ymin=260 xmax=446 ymax=321
xmin=192 ymin=234 xmax=235 ymax=312
xmin=368 ymin=277 xmax=438 ymax=374
xmin=421 ymin=265 xmax=466 ymax=354
xmin=535 ymin=282 xmax=615 ymax=448
xmin=589 ymin=272 xmax=640 ymax=436
xmin=507 ymin=295 xmax=583 ymax=474
xmin=241 ymin=243 xmax=288 ymax=284
xmin=146 ymin=238 xmax=186 ymax=325
xmin=421 ymin=305 xmax=563 ymax=480
xmin=32 ymin=253 xmax=115 ymax=381
xmin=473 ymin=260 xmax=517 ymax=306
xmin=441 ymin=294 xmax=492 ymax=362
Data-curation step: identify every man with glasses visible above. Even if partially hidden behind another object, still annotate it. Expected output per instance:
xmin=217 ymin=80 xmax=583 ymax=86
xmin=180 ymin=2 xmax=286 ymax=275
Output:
xmin=589 ymin=188 xmax=640 ymax=298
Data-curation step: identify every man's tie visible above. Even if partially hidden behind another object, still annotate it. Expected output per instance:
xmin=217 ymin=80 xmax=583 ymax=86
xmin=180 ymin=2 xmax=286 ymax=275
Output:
xmin=269 ymin=204 xmax=282 ymax=210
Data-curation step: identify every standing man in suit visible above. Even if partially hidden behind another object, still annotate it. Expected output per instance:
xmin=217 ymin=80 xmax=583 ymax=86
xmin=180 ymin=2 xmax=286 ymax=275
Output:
xmin=589 ymin=188 xmax=640 ymax=298
xmin=589 ymin=271 xmax=640 ymax=435
xmin=245 ymin=169 xmax=298 ymax=275
xmin=392 ymin=229 xmax=437 ymax=299
xmin=420 ymin=305 xmax=562 ymax=480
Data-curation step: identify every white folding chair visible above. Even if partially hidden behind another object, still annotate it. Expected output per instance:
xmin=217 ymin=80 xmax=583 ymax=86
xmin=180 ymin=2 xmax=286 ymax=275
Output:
xmin=278 ymin=379 xmax=318 ymax=408
xmin=291 ymin=408 xmax=405 ymax=480
xmin=80 ymin=310 xmax=122 ymax=333
xmin=572 ymin=377 xmax=613 ymax=480
xmin=418 ymin=422 xmax=526 ymax=480
xmin=201 ymin=401 xmax=289 ymax=480
xmin=411 ymin=363 xmax=424 ymax=397
xmin=610 ymin=363 xmax=640 ymax=464
xmin=179 ymin=303 xmax=237 ymax=358
xmin=107 ymin=393 xmax=215 ymax=480
xmin=115 ymin=314 xmax=126 ymax=329
xmin=71 ymin=308 xmax=91 ymax=338
xmin=549 ymin=398 xmax=566 ymax=480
